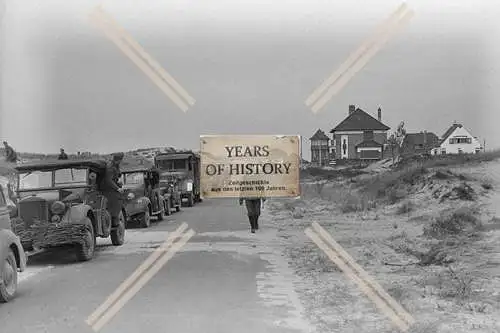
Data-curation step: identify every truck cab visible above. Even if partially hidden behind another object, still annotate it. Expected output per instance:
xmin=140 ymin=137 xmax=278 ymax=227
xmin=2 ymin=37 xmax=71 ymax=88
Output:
xmin=154 ymin=151 xmax=201 ymax=207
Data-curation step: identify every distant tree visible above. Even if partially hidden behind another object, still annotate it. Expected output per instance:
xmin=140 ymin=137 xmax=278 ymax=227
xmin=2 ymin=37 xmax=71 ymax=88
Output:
xmin=388 ymin=121 xmax=406 ymax=164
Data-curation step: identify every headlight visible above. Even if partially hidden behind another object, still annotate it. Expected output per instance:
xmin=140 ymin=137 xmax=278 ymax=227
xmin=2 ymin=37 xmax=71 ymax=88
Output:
xmin=51 ymin=201 xmax=66 ymax=215
xmin=127 ymin=193 xmax=135 ymax=200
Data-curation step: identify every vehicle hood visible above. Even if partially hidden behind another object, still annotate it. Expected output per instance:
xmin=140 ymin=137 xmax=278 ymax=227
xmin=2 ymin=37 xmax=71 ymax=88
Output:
xmin=18 ymin=189 xmax=85 ymax=205
xmin=122 ymin=183 xmax=142 ymax=191
xmin=122 ymin=184 xmax=144 ymax=200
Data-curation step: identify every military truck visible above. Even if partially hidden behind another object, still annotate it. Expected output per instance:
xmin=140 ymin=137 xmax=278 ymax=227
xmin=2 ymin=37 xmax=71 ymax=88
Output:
xmin=154 ymin=151 xmax=201 ymax=207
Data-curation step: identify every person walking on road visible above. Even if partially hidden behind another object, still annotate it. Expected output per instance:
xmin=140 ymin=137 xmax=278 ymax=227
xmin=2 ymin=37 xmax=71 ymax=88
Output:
xmin=58 ymin=148 xmax=68 ymax=160
xmin=240 ymin=196 xmax=266 ymax=233
xmin=3 ymin=141 xmax=17 ymax=163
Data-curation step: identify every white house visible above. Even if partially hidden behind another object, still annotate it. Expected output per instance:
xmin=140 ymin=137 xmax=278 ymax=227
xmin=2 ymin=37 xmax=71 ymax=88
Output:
xmin=431 ymin=123 xmax=483 ymax=155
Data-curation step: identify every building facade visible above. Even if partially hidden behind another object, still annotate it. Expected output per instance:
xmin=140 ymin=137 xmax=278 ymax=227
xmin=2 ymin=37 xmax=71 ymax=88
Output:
xmin=431 ymin=123 xmax=483 ymax=155
xmin=401 ymin=131 xmax=440 ymax=157
xmin=309 ymin=129 xmax=330 ymax=166
xmin=330 ymin=105 xmax=390 ymax=161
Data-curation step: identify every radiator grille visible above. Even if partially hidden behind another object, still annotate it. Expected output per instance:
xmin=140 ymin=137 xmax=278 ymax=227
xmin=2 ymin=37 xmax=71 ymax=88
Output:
xmin=19 ymin=200 xmax=49 ymax=227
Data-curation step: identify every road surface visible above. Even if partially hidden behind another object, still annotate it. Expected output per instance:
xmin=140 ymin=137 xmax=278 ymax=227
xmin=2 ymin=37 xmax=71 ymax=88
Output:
xmin=0 ymin=199 xmax=316 ymax=333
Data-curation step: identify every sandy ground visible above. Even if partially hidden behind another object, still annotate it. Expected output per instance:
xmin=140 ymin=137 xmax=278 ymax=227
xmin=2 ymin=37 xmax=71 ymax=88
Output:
xmin=263 ymin=160 xmax=500 ymax=333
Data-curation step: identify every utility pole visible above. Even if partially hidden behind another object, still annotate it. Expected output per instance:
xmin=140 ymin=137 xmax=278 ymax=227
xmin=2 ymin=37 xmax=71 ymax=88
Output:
xmin=300 ymin=135 xmax=303 ymax=168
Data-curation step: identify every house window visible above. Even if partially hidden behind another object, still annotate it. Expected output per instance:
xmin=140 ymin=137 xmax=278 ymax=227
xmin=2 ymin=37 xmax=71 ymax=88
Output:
xmin=458 ymin=148 xmax=463 ymax=154
xmin=441 ymin=148 xmax=446 ymax=155
xmin=450 ymin=137 xmax=471 ymax=144
xmin=433 ymin=149 xmax=438 ymax=155
xmin=416 ymin=144 xmax=424 ymax=149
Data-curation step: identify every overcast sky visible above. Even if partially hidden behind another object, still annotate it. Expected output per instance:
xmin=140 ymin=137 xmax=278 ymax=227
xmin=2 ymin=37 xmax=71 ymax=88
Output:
xmin=1 ymin=0 xmax=499 ymax=160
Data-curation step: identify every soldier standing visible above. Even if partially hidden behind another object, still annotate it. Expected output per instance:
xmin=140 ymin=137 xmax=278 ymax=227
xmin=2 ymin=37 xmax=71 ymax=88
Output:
xmin=239 ymin=196 xmax=266 ymax=233
xmin=58 ymin=148 xmax=68 ymax=160
xmin=3 ymin=141 xmax=17 ymax=163
xmin=101 ymin=152 xmax=125 ymax=229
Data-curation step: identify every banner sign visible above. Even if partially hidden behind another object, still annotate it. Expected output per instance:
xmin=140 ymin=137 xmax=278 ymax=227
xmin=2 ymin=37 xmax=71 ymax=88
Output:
xmin=200 ymin=135 xmax=300 ymax=198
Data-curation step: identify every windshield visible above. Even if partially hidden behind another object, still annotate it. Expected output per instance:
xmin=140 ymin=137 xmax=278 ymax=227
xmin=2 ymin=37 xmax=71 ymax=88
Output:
xmin=123 ymin=172 xmax=145 ymax=185
xmin=19 ymin=171 xmax=53 ymax=190
xmin=54 ymin=168 xmax=88 ymax=186
xmin=156 ymin=159 xmax=187 ymax=171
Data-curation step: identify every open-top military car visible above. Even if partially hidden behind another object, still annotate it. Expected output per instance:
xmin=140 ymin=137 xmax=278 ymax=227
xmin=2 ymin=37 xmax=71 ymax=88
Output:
xmin=120 ymin=167 xmax=168 ymax=228
xmin=11 ymin=159 xmax=126 ymax=262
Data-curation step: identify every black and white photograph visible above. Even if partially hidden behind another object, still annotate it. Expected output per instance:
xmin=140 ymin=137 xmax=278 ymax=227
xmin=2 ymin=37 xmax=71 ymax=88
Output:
xmin=1 ymin=0 xmax=499 ymax=332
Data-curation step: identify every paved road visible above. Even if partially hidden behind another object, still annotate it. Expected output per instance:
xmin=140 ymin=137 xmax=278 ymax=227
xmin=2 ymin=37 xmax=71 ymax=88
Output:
xmin=0 ymin=199 xmax=315 ymax=333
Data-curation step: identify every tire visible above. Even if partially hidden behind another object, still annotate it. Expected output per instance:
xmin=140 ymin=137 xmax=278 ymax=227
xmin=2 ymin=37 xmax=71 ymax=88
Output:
xmin=187 ymin=194 xmax=194 ymax=207
xmin=111 ymin=211 xmax=125 ymax=246
xmin=0 ymin=249 xmax=18 ymax=303
xmin=75 ymin=222 xmax=96 ymax=262
xmin=175 ymin=204 xmax=181 ymax=212
xmin=139 ymin=210 xmax=151 ymax=228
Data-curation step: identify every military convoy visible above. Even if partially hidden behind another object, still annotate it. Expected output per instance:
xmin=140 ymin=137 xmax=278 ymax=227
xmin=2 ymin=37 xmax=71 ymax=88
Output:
xmin=0 ymin=150 xmax=203 ymax=293
xmin=120 ymin=166 xmax=182 ymax=228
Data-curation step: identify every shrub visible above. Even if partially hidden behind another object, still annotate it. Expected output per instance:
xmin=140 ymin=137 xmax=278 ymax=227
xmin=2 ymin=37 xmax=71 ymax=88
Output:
xmin=424 ymin=207 xmax=483 ymax=239
xmin=396 ymin=200 xmax=415 ymax=215
xmin=481 ymin=182 xmax=493 ymax=190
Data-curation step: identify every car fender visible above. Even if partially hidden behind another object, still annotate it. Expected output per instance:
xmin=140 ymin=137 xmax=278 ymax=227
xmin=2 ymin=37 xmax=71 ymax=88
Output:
xmin=61 ymin=204 xmax=94 ymax=227
xmin=0 ymin=229 xmax=27 ymax=272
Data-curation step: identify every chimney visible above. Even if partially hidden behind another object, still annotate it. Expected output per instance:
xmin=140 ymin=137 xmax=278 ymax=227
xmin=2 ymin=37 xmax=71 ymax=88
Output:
xmin=349 ymin=104 xmax=356 ymax=115
xmin=377 ymin=107 xmax=382 ymax=122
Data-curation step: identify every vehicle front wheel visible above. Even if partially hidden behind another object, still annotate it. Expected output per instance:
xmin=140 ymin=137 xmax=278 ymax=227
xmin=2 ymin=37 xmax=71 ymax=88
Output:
xmin=111 ymin=211 xmax=125 ymax=246
xmin=75 ymin=222 xmax=96 ymax=262
xmin=0 ymin=249 xmax=18 ymax=303
xmin=175 ymin=204 xmax=181 ymax=212
xmin=140 ymin=211 xmax=151 ymax=228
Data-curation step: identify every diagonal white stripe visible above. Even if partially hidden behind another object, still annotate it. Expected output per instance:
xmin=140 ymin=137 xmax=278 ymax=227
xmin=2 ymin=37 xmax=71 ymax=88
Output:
xmin=91 ymin=229 xmax=195 ymax=332
xmin=305 ymin=3 xmax=409 ymax=107
xmin=93 ymin=7 xmax=196 ymax=107
xmin=305 ymin=228 xmax=411 ymax=331
xmin=311 ymin=222 xmax=415 ymax=326
xmin=311 ymin=9 xmax=414 ymax=113
xmin=85 ymin=222 xmax=189 ymax=327
xmin=89 ymin=10 xmax=191 ymax=112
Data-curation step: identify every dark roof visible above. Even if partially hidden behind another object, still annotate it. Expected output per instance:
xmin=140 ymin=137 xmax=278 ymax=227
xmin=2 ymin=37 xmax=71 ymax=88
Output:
xmin=14 ymin=159 xmax=108 ymax=172
xmin=403 ymin=132 xmax=440 ymax=148
xmin=355 ymin=140 xmax=383 ymax=148
xmin=440 ymin=124 xmax=462 ymax=142
xmin=121 ymin=166 xmax=161 ymax=174
xmin=330 ymin=108 xmax=390 ymax=132
xmin=309 ymin=129 xmax=330 ymax=141
xmin=155 ymin=153 xmax=196 ymax=160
